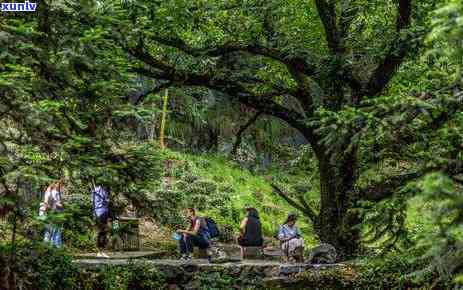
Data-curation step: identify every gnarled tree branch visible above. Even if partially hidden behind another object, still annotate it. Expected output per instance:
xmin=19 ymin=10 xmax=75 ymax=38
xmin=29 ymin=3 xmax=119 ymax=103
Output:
xmin=361 ymin=159 xmax=463 ymax=202
xmin=314 ymin=0 xmax=339 ymax=53
xmin=127 ymin=40 xmax=323 ymax=154
xmin=363 ymin=0 xmax=413 ymax=97
xmin=129 ymin=81 xmax=173 ymax=105
xmin=270 ymin=183 xmax=318 ymax=222
xmin=151 ymin=36 xmax=319 ymax=77
xmin=360 ymin=171 xmax=425 ymax=202
xmin=230 ymin=111 xmax=263 ymax=156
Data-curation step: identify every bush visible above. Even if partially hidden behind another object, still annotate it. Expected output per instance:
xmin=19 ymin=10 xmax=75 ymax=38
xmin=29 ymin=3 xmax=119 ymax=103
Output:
xmin=0 ymin=241 xmax=79 ymax=290
xmin=60 ymin=200 xmax=95 ymax=251
xmin=82 ymin=261 xmax=167 ymax=290
xmin=353 ymin=252 xmax=441 ymax=289
xmin=195 ymin=270 xmax=263 ymax=290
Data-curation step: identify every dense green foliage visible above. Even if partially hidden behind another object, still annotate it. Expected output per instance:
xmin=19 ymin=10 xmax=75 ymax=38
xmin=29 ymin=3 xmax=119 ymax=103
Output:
xmin=0 ymin=242 xmax=79 ymax=290
xmin=88 ymin=261 xmax=167 ymax=290
xmin=158 ymin=151 xmax=316 ymax=242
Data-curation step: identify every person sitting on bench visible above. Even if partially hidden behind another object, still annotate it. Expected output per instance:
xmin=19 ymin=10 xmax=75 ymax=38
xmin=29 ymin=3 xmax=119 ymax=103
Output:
xmin=237 ymin=207 xmax=263 ymax=247
xmin=277 ymin=213 xmax=304 ymax=262
xmin=176 ymin=207 xmax=211 ymax=260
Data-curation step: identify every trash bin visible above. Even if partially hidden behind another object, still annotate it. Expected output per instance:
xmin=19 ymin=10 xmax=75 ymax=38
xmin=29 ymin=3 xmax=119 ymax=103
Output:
xmin=111 ymin=217 xmax=140 ymax=251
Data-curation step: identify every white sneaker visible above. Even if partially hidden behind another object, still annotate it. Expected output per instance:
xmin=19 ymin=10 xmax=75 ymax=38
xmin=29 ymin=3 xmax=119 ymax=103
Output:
xmin=97 ymin=252 xmax=110 ymax=258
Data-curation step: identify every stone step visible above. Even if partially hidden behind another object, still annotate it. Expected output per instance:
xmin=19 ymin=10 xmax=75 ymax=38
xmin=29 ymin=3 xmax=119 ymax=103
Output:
xmin=73 ymin=251 xmax=168 ymax=260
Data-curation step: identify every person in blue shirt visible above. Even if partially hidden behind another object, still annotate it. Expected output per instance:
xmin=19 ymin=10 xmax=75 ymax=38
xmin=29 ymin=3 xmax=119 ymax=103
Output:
xmin=91 ymin=185 xmax=110 ymax=258
xmin=176 ymin=208 xmax=211 ymax=260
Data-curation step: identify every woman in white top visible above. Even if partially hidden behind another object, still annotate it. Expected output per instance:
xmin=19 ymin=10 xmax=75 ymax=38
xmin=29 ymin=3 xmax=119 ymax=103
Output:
xmin=43 ymin=180 xmax=65 ymax=247
xmin=277 ymin=213 xmax=304 ymax=262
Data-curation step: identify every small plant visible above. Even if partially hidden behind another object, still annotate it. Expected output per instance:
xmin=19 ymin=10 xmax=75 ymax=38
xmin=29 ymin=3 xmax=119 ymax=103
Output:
xmin=196 ymin=271 xmax=234 ymax=290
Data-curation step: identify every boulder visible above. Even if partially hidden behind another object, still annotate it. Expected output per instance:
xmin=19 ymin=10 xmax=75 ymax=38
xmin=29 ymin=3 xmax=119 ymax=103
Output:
xmin=307 ymin=243 xmax=337 ymax=264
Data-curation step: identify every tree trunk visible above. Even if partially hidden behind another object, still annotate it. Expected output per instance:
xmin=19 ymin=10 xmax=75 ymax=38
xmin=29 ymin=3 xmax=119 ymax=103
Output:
xmin=315 ymin=151 xmax=361 ymax=259
xmin=159 ymin=89 xmax=168 ymax=150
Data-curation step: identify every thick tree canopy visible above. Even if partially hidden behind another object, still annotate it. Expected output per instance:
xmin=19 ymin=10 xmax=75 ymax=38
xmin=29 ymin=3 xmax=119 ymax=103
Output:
xmin=84 ymin=0 xmax=462 ymax=255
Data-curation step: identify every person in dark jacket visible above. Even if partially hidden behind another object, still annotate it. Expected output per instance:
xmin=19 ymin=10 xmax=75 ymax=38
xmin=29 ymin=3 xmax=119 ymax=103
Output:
xmin=237 ymin=207 xmax=263 ymax=247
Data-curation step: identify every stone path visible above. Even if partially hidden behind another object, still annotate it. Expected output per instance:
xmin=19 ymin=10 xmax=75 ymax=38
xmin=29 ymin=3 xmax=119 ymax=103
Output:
xmin=73 ymin=251 xmax=167 ymax=260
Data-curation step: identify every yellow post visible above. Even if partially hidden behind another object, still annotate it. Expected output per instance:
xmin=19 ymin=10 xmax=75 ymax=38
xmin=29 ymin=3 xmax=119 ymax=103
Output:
xmin=159 ymin=89 xmax=168 ymax=149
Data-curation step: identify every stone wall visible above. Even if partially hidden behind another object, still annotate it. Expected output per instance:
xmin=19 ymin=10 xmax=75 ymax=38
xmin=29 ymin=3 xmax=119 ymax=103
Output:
xmin=75 ymin=259 xmax=353 ymax=289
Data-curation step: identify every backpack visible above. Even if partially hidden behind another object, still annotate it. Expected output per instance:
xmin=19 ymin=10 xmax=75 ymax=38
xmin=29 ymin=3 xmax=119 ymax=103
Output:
xmin=91 ymin=186 xmax=109 ymax=215
xmin=205 ymin=217 xmax=220 ymax=239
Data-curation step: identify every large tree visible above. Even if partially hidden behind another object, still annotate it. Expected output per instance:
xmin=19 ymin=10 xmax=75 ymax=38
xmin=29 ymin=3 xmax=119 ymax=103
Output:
xmin=96 ymin=0 xmax=463 ymax=257
xmin=3 ymin=0 xmax=462 ymax=258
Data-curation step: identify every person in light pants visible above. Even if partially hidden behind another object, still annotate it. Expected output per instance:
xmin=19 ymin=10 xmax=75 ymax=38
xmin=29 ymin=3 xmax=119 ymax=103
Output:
xmin=91 ymin=185 xmax=110 ymax=258
xmin=43 ymin=180 xmax=65 ymax=247
xmin=277 ymin=214 xmax=305 ymax=262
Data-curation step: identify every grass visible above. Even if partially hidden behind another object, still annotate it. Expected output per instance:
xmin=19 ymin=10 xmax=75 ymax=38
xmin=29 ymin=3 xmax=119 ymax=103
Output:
xmin=163 ymin=150 xmax=318 ymax=246
xmin=154 ymin=149 xmax=453 ymax=253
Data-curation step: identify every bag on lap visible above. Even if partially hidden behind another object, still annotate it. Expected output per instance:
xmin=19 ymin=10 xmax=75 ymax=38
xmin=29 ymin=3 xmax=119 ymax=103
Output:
xmin=204 ymin=217 xmax=220 ymax=239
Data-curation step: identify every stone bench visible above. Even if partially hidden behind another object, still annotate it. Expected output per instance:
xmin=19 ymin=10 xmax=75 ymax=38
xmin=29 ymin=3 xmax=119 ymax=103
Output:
xmin=282 ymin=246 xmax=304 ymax=263
xmin=240 ymin=246 xmax=264 ymax=260
xmin=193 ymin=248 xmax=209 ymax=259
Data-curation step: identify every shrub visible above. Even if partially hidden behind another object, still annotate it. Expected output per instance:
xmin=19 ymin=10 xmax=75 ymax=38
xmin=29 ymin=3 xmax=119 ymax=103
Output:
xmin=0 ymin=241 xmax=79 ymax=290
xmin=353 ymin=252 xmax=441 ymax=289
xmin=84 ymin=261 xmax=167 ymax=290
xmin=195 ymin=270 xmax=263 ymax=290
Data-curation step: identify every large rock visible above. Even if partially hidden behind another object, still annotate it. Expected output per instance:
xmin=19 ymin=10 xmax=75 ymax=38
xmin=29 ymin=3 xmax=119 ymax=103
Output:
xmin=307 ymin=243 xmax=337 ymax=264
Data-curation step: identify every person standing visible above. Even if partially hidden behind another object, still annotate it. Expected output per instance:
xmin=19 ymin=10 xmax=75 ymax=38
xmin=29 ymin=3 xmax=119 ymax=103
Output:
xmin=43 ymin=179 xmax=65 ymax=247
xmin=91 ymin=184 xmax=110 ymax=258
xmin=237 ymin=207 xmax=263 ymax=247
xmin=176 ymin=208 xmax=211 ymax=260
